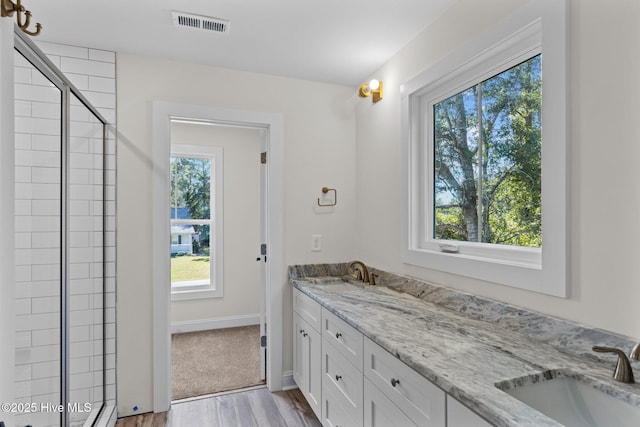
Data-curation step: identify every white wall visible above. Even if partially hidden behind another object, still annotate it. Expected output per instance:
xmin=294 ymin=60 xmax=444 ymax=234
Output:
xmin=356 ymin=0 xmax=640 ymax=339
xmin=170 ymin=123 xmax=261 ymax=325
xmin=116 ymin=54 xmax=356 ymax=415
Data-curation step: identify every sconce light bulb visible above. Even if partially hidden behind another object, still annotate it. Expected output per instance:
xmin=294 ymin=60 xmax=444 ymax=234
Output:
xmin=369 ymin=79 xmax=380 ymax=90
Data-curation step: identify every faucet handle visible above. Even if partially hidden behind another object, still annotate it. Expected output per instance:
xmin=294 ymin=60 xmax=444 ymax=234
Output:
xmin=593 ymin=346 xmax=635 ymax=383
xmin=630 ymin=342 xmax=640 ymax=361
xmin=369 ymin=273 xmax=379 ymax=286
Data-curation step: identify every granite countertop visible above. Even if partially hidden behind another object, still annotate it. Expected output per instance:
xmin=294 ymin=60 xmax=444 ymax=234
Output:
xmin=291 ymin=272 xmax=640 ymax=427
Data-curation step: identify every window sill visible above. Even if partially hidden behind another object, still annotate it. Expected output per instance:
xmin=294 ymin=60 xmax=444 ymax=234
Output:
xmin=403 ymin=246 xmax=566 ymax=298
xmin=171 ymin=284 xmax=222 ymax=301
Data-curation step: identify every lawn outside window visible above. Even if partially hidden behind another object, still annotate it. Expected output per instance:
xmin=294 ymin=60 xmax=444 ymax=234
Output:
xmin=401 ymin=0 xmax=568 ymax=297
xmin=170 ymin=144 xmax=224 ymax=301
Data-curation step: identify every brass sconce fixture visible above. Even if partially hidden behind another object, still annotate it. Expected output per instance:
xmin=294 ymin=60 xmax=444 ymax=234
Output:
xmin=1 ymin=0 xmax=41 ymax=36
xmin=359 ymin=79 xmax=383 ymax=103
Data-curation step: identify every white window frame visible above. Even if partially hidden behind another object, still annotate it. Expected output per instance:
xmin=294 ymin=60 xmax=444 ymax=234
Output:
xmin=401 ymin=0 xmax=568 ymax=297
xmin=170 ymin=144 xmax=224 ymax=301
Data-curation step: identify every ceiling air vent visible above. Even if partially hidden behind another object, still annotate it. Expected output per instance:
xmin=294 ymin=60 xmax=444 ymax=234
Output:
xmin=172 ymin=11 xmax=230 ymax=34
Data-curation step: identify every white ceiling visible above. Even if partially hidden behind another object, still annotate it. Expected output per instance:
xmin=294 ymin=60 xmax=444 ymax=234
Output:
xmin=27 ymin=0 xmax=456 ymax=86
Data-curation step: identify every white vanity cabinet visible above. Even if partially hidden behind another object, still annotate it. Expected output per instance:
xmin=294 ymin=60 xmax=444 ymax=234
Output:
xmin=293 ymin=290 xmax=322 ymax=418
xmin=447 ymin=396 xmax=492 ymax=427
xmin=293 ymin=287 xmax=493 ymax=427
xmin=321 ymin=307 xmax=364 ymax=427
xmin=363 ymin=337 xmax=446 ymax=427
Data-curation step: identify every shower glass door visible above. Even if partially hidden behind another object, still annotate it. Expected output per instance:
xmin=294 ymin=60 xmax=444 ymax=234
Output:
xmin=13 ymin=30 xmax=106 ymax=427
xmin=14 ymin=47 xmax=63 ymax=427
xmin=67 ymin=92 xmax=105 ymax=426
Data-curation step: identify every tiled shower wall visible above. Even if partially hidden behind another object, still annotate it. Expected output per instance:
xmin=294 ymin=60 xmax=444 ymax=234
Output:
xmin=14 ymin=41 xmax=116 ymax=426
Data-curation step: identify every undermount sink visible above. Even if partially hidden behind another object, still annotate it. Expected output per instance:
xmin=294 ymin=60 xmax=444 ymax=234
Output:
xmin=497 ymin=372 xmax=640 ymax=427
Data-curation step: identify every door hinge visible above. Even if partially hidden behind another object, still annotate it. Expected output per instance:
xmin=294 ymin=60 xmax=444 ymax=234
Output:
xmin=261 ymin=335 xmax=267 ymax=347
xmin=261 ymin=243 xmax=267 ymax=255
xmin=261 ymin=151 xmax=267 ymax=164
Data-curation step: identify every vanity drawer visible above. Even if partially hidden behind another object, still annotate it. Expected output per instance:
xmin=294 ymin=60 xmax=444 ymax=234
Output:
xmin=364 ymin=337 xmax=445 ymax=427
xmin=293 ymin=288 xmax=321 ymax=332
xmin=322 ymin=336 xmax=364 ymax=426
xmin=323 ymin=378 xmax=360 ymax=427
xmin=322 ymin=307 xmax=364 ymax=371
xmin=364 ymin=377 xmax=417 ymax=427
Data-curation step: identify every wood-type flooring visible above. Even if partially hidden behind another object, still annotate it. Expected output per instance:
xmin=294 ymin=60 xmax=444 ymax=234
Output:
xmin=115 ymin=386 xmax=321 ymax=427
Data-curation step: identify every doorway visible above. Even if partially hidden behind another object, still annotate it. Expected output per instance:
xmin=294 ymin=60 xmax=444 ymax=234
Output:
xmin=169 ymin=121 xmax=265 ymax=400
xmin=151 ymin=102 xmax=284 ymax=412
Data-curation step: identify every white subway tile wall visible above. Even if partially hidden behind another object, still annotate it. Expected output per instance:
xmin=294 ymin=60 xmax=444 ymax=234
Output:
xmin=14 ymin=40 xmax=116 ymax=427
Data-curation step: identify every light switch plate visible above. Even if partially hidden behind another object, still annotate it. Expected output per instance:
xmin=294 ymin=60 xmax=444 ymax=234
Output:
xmin=311 ymin=234 xmax=322 ymax=251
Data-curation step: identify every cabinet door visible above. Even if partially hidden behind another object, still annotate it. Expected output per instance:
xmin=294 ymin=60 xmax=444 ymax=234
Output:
xmin=294 ymin=313 xmax=322 ymax=418
xmin=307 ymin=326 xmax=322 ymax=418
xmin=447 ymin=396 xmax=493 ymax=427
xmin=293 ymin=313 xmax=306 ymax=390
xmin=364 ymin=378 xmax=417 ymax=427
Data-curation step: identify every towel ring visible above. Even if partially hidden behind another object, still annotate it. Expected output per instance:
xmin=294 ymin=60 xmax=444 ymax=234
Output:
xmin=317 ymin=187 xmax=337 ymax=207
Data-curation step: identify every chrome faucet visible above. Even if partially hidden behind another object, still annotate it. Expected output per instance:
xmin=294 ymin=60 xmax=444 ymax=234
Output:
xmin=593 ymin=346 xmax=635 ymax=383
xmin=348 ymin=260 xmax=369 ymax=284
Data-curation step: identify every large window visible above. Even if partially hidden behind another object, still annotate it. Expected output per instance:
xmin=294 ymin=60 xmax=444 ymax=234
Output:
xmin=402 ymin=1 xmax=568 ymax=296
xmin=433 ymin=55 xmax=541 ymax=247
xmin=170 ymin=145 xmax=224 ymax=300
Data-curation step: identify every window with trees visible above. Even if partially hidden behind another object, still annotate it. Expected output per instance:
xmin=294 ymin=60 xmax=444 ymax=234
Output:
xmin=402 ymin=1 xmax=568 ymax=296
xmin=170 ymin=145 xmax=224 ymax=299
xmin=433 ymin=55 xmax=541 ymax=247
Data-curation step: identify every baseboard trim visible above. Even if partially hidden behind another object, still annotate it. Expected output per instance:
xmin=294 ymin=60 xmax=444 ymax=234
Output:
xmin=281 ymin=371 xmax=296 ymax=391
xmin=171 ymin=314 xmax=260 ymax=334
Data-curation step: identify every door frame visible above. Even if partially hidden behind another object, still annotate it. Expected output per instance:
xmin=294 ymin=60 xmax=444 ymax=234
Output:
xmin=0 ymin=19 xmax=16 ymax=427
xmin=151 ymin=102 xmax=284 ymax=412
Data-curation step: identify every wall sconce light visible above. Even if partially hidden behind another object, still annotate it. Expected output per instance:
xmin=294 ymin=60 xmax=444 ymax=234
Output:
xmin=359 ymin=79 xmax=383 ymax=103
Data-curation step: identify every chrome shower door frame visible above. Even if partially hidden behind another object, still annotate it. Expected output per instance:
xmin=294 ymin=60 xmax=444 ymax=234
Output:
xmin=14 ymin=26 xmax=108 ymax=427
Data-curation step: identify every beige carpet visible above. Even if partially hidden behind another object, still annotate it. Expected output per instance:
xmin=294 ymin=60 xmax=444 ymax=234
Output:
xmin=172 ymin=325 xmax=265 ymax=400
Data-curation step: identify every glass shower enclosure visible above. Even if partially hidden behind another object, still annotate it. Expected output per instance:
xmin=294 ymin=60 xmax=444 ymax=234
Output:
xmin=13 ymin=29 xmax=107 ymax=427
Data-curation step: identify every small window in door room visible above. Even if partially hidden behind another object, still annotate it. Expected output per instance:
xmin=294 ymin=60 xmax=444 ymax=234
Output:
xmin=170 ymin=156 xmax=212 ymax=289
xmin=433 ymin=55 xmax=541 ymax=248
xmin=170 ymin=144 xmax=224 ymax=300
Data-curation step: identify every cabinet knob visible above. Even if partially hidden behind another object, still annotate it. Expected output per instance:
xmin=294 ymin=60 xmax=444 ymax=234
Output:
xmin=336 ymin=332 xmax=342 ymax=339
xmin=303 ymin=332 xmax=308 ymax=337
xmin=391 ymin=378 xmax=400 ymax=387
xmin=299 ymin=329 xmax=304 ymax=334
xmin=335 ymin=374 xmax=342 ymax=381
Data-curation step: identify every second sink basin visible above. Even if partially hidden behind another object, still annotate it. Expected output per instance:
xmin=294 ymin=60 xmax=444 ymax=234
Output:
xmin=497 ymin=371 xmax=640 ymax=427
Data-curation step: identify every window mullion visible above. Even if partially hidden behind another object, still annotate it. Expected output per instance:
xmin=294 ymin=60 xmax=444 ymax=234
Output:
xmin=476 ymin=83 xmax=483 ymax=243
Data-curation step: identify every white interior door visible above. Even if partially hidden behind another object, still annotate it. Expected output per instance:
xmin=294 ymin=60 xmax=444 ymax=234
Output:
xmin=259 ymin=130 xmax=267 ymax=381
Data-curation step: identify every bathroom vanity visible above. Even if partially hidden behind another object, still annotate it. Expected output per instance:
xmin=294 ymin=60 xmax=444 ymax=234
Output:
xmin=290 ymin=264 xmax=640 ymax=427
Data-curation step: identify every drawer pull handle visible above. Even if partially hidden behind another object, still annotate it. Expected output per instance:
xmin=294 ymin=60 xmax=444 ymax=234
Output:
xmin=335 ymin=374 xmax=342 ymax=381
xmin=391 ymin=378 xmax=400 ymax=387
xmin=335 ymin=332 xmax=342 ymax=339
